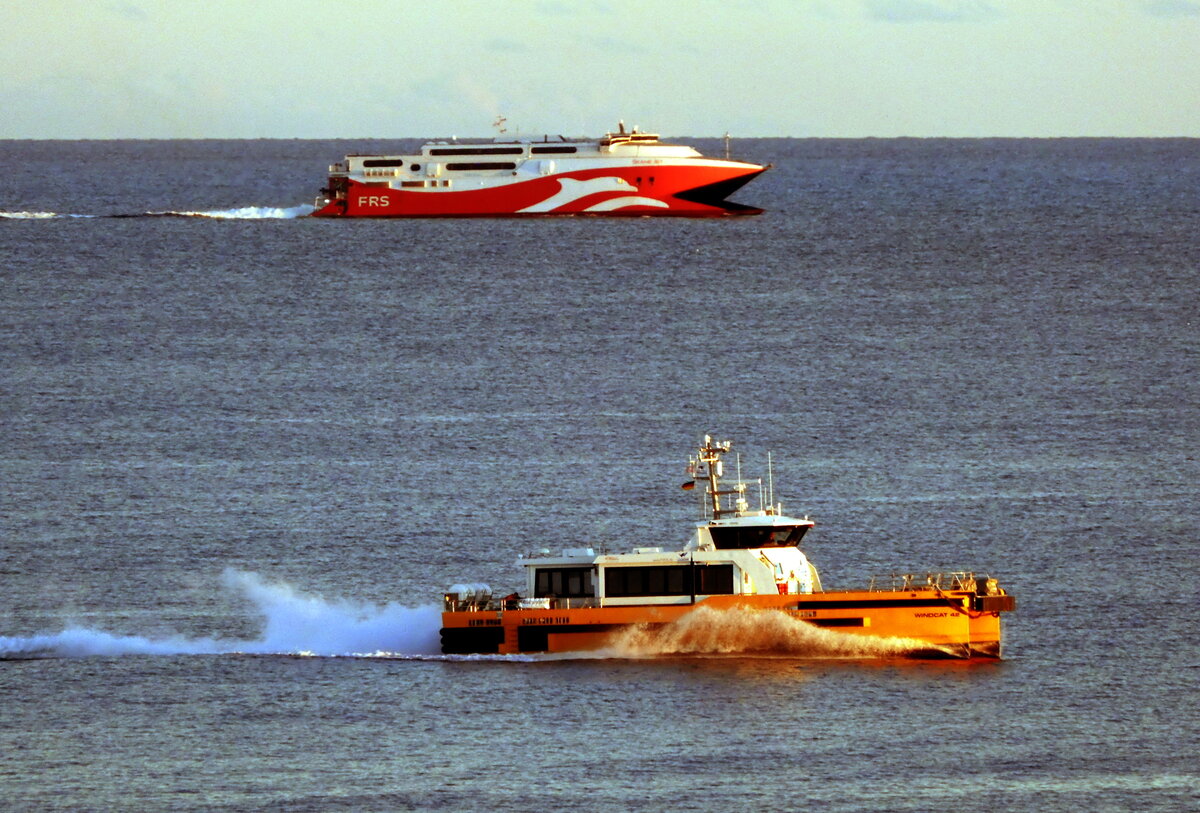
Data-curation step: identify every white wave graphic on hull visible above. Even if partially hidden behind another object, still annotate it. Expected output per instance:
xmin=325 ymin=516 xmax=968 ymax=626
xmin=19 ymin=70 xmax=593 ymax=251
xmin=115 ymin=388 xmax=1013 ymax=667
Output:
xmin=0 ymin=570 xmax=441 ymax=660
xmin=584 ymin=196 xmax=670 ymax=212
xmin=518 ymin=176 xmax=634 ymax=213
xmin=0 ymin=204 xmax=314 ymax=220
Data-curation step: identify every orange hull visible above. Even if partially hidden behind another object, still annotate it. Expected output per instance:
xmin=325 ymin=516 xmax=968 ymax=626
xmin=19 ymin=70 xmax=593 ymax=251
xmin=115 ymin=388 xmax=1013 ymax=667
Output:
xmin=440 ymin=589 xmax=1012 ymax=659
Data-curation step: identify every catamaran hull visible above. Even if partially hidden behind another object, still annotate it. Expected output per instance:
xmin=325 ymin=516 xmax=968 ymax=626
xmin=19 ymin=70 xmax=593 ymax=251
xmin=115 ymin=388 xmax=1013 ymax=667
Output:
xmin=312 ymin=165 xmax=766 ymax=218
xmin=440 ymin=591 xmax=1013 ymax=659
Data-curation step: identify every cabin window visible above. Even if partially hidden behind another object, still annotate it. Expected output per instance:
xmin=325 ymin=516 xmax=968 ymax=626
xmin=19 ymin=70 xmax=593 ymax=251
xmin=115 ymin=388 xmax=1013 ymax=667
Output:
xmin=604 ymin=565 xmax=734 ymax=597
xmin=694 ymin=564 xmax=734 ymax=594
xmin=709 ymin=525 xmax=810 ymax=550
xmin=534 ymin=568 xmax=594 ymax=598
xmin=410 ymin=163 xmax=420 ymax=171
xmin=531 ymin=146 xmax=577 ymax=154
xmin=445 ymin=162 xmax=518 ymax=171
xmin=362 ymin=159 xmax=406 ymax=168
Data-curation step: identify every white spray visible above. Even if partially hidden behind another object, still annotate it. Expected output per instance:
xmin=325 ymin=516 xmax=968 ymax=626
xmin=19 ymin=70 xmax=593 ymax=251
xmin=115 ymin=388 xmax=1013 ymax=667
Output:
xmin=0 ymin=569 xmax=442 ymax=659
xmin=604 ymin=606 xmax=950 ymax=659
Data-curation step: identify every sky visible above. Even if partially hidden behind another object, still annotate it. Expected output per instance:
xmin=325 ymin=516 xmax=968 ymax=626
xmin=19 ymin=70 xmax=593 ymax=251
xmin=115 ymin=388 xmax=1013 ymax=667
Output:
xmin=1 ymin=0 xmax=1198 ymax=139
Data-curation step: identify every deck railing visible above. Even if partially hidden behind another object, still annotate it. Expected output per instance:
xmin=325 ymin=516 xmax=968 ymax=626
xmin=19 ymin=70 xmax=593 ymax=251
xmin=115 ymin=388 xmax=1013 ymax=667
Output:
xmin=443 ymin=595 xmax=604 ymax=612
xmin=866 ymin=572 xmax=987 ymax=593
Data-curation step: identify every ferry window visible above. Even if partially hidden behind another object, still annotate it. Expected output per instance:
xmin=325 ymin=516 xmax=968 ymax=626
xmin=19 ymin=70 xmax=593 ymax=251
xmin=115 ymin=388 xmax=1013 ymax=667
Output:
xmin=534 ymin=568 xmax=594 ymax=598
xmin=445 ymin=162 xmax=518 ymax=171
xmin=531 ymin=146 xmax=577 ymax=154
xmin=410 ymin=164 xmax=420 ymax=171
xmin=429 ymin=147 xmax=524 ymax=156
xmin=362 ymin=159 xmax=406 ymax=168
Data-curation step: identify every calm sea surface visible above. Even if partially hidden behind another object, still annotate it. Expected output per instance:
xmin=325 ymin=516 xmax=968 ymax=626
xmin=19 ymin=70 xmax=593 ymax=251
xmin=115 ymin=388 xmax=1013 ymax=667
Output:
xmin=1 ymin=138 xmax=1197 ymax=811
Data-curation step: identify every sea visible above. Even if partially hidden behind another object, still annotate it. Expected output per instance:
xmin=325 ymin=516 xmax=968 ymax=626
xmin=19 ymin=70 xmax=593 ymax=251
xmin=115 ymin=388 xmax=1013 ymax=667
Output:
xmin=1 ymin=138 xmax=1197 ymax=812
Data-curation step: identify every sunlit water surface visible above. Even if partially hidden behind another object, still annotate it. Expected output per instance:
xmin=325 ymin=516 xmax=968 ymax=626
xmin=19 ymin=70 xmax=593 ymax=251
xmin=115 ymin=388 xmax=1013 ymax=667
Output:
xmin=1 ymin=138 xmax=1197 ymax=811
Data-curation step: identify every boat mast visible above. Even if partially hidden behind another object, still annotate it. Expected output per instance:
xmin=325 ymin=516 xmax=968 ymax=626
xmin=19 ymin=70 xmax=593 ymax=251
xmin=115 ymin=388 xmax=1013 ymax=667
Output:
xmin=697 ymin=435 xmax=743 ymax=519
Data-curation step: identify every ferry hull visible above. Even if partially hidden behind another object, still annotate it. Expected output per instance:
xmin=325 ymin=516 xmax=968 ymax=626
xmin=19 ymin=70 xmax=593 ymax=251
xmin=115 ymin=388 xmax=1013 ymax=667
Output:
xmin=440 ymin=590 xmax=1013 ymax=659
xmin=312 ymin=165 xmax=765 ymax=218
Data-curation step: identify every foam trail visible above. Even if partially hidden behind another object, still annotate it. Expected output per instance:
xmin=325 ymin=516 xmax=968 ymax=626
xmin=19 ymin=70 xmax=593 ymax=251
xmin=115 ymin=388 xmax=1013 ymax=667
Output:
xmin=603 ymin=606 xmax=952 ymax=659
xmin=162 ymin=204 xmax=315 ymax=219
xmin=0 ymin=205 xmax=313 ymax=220
xmin=0 ymin=211 xmax=93 ymax=219
xmin=0 ymin=629 xmax=229 ymax=659
xmin=0 ymin=570 xmax=442 ymax=660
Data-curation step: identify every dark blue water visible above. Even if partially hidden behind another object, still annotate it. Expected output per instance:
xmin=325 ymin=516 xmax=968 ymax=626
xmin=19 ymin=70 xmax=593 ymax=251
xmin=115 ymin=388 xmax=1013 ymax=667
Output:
xmin=2 ymin=138 xmax=1197 ymax=811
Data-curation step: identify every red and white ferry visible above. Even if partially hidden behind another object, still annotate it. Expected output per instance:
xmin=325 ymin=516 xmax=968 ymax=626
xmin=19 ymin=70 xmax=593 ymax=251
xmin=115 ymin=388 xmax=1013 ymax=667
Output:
xmin=312 ymin=123 xmax=766 ymax=217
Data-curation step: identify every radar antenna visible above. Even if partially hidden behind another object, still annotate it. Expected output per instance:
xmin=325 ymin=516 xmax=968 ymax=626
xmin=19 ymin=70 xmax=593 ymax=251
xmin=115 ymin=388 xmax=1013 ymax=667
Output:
xmin=693 ymin=435 xmax=746 ymax=520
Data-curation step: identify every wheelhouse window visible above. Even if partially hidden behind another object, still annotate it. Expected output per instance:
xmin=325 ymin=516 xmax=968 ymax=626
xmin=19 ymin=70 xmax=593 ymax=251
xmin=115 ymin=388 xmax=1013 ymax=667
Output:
xmin=709 ymin=525 xmax=810 ymax=550
xmin=534 ymin=568 xmax=594 ymax=598
xmin=604 ymin=564 xmax=734 ymax=597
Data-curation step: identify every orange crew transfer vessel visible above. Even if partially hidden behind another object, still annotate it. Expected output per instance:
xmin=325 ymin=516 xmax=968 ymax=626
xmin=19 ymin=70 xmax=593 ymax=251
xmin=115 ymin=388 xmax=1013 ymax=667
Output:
xmin=440 ymin=436 xmax=1015 ymax=658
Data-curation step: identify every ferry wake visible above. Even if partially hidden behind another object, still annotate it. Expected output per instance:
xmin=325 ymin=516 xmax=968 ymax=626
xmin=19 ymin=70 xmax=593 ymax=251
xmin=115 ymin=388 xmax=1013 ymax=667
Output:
xmin=441 ymin=437 xmax=1016 ymax=659
xmin=312 ymin=122 xmax=766 ymax=217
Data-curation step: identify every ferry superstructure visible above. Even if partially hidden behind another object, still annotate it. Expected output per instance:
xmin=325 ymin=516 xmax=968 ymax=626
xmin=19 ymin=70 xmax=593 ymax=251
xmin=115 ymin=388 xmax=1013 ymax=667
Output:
xmin=312 ymin=124 xmax=766 ymax=217
xmin=440 ymin=437 xmax=1016 ymax=659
